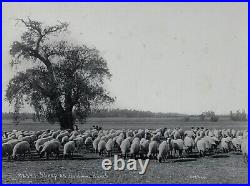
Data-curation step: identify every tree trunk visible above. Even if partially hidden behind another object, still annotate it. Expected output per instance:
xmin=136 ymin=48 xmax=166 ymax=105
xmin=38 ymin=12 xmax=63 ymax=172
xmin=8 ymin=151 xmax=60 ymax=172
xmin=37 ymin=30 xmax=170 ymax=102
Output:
xmin=59 ymin=109 xmax=74 ymax=130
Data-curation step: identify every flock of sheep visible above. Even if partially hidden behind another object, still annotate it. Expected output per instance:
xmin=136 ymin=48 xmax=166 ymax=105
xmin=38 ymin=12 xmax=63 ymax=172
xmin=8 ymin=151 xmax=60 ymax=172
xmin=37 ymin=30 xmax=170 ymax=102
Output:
xmin=2 ymin=127 xmax=248 ymax=163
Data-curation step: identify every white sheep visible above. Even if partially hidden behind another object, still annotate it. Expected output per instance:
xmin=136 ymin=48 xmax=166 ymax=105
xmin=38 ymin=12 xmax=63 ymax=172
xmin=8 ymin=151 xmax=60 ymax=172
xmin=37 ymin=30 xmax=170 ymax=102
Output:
xmin=98 ymin=140 xmax=106 ymax=156
xmin=63 ymin=141 xmax=75 ymax=159
xmin=74 ymin=137 xmax=84 ymax=150
xmin=203 ymin=136 xmax=216 ymax=152
xmin=12 ymin=141 xmax=31 ymax=160
xmin=105 ymin=139 xmax=114 ymax=157
xmin=184 ymin=136 xmax=195 ymax=154
xmin=93 ymin=137 xmax=101 ymax=153
xmin=232 ymin=137 xmax=242 ymax=151
xmin=40 ymin=139 xmax=60 ymax=159
xmin=35 ymin=136 xmax=53 ymax=152
xmin=196 ymin=139 xmax=206 ymax=157
xmin=132 ymin=137 xmax=140 ymax=144
xmin=147 ymin=141 xmax=159 ymax=159
xmin=221 ymin=137 xmax=230 ymax=153
xmin=140 ymin=138 xmax=149 ymax=158
xmin=116 ymin=136 xmax=124 ymax=149
xmin=56 ymin=132 xmax=69 ymax=143
xmin=130 ymin=141 xmax=140 ymax=158
xmin=172 ymin=139 xmax=187 ymax=157
xmin=120 ymin=138 xmax=131 ymax=158
xmin=157 ymin=139 xmax=171 ymax=162
xmin=241 ymin=139 xmax=248 ymax=162
xmin=84 ymin=137 xmax=93 ymax=148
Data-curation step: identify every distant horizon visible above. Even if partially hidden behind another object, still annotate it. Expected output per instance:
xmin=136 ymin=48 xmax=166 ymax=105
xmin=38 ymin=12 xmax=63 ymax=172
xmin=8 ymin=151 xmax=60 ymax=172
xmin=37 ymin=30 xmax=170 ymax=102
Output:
xmin=1 ymin=107 xmax=247 ymax=116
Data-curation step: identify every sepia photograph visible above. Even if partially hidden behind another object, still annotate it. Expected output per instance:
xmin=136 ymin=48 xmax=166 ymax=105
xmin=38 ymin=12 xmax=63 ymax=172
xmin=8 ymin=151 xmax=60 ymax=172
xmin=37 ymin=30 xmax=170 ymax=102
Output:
xmin=2 ymin=2 xmax=248 ymax=184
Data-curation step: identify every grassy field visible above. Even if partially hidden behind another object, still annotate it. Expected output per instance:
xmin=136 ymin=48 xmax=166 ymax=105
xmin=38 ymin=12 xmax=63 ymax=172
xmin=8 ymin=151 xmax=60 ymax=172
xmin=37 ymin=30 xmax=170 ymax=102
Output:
xmin=2 ymin=118 xmax=248 ymax=184
xmin=2 ymin=117 xmax=248 ymax=131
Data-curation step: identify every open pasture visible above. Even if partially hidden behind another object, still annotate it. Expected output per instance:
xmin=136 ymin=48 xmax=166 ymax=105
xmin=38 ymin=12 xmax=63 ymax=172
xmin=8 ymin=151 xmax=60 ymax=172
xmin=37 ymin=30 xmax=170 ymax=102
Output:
xmin=2 ymin=118 xmax=248 ymax=184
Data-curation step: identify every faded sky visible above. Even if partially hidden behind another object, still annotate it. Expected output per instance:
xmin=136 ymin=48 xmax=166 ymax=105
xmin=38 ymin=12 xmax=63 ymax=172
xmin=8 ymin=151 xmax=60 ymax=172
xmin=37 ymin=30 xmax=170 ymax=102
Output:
xmin=2 ymin=3 xmax=248 ymax=114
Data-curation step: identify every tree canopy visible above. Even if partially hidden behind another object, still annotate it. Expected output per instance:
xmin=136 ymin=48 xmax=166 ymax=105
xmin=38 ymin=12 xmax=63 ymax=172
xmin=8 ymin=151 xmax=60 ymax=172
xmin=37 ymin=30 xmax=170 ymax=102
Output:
xmin=6 ymin=18 xmax=114 ymax=129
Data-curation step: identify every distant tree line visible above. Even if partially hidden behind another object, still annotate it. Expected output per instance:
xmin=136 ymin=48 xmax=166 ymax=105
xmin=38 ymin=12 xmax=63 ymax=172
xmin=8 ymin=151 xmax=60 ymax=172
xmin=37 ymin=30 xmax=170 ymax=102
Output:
xmin=88 ymin=109 xmax=185 ymax=118
xmin=2 ymin=109 xmax=186 ymax=123
xmin=230 ymin=110 xmax=247 ymax=121
xmin=3 ymin=109 xmax=247 ymax=123
xmin=183 ymin=110 xmax=248 ymax=122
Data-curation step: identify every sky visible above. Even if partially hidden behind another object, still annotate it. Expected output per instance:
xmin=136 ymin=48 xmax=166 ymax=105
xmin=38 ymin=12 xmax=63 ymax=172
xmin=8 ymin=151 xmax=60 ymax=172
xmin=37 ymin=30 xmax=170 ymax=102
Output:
xmin=2 ymin=3 xmax=248 ymax=114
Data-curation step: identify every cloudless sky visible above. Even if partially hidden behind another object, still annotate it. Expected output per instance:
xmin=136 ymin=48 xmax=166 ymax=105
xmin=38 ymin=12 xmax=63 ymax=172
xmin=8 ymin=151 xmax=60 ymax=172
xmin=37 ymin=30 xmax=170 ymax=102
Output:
xmin=2 ymin=3 xmax=248 ymax=114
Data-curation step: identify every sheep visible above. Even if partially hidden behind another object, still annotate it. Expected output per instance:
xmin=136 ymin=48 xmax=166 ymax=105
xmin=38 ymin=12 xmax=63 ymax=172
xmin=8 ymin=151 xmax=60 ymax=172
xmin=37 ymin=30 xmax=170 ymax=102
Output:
xmin=91 ymin=131 xmax=98 ymax=138
xmin=84 ymin=137 xmax=93 ymax=149
xmin=203 ymin=136 xmax=216 ymax=152
xmin=35 ymin=136 xmax=53 ymax=152
xmin=71 ymin=130 xmax=80 ymax=137
xmin=68 ymin=135 xmax=76 ymax=141
xmin=236 ymin=131 xmax=243 ymax=138
xmin=93 ymin=137 xmax=101 ymax=153
xmin=74 ymin=137 xmax=84 ymax=150
xmin=63 ymin=141 xmax=75 ymax=159
xmin=140 ymin=138 xmax=149 ymax=158
xmin=98 ymin=140 xmax=106 ymax=156
xmin=157 ymin=139 xmax=171 ymax=162
xmin=126 ymin=130 xmax=133 ymax=138
xmin=197 ymin=139 xmax=206 ymax=157
xmin=178 ymin=128 xmax=185 ymax=139
xmin=40 ymin=139 xmax=60 ymax=159
xmin=52 ymin=131 xmax=60 ymax=139
xmin=185 ymin=130 xmax=195 ymax=139
xmin=184 ymin=136 xmax=195 ymax=154
xmin=6 ymin=139 xmax=21 ymax=149
xmin=105 ymin=139 xmax=114 ymax=157
xmin=152 ymin=134 xmax=161 ymax=142
xmin=221 ymin=137 xmax=230 ymax=153
xmin=2 ymin=143 xmax=12 ymax=160
xmin=172 ymin=139 xmax=186 ymax=157
xmin=20 ymin=135 xmax=36 ymax=145
xmin=61 ymin=136 xmax=69 ymax=145
xmin=231 ymin=129 xmax=236 ymax=138
xmin=243 ymin=131 xmax=248 ymax=139
xmin=241 ymin=140 xmax=248 ymax=163
xmin=145 ymin=131 xmax=152 ymax=140
xmin=12 ymin=141 xmax=31 ymax=160
xmin=56 ymin=132 xmax=69 ymax=143
xmin=232 ymin=137 xmax=242 ymax=151
xmin=130 ymin=141 xmax=140 ymax=159
xmin=164 ymin=130 xmax=170 ymax=139
xmin=147 ymin=141 xmax=159 ymax=159
xmin=116 ymin=136 xmax=124 ymax=149
xmin=120 ymin=138 xmax=131 ymax=159
xmin=132 ymin=137 xmax=140 ymax=144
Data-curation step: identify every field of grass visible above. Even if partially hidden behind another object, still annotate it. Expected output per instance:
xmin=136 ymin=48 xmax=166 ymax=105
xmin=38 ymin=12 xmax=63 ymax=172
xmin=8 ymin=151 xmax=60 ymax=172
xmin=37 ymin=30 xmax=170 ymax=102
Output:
xmin=2 ymin=118 xmax=248 ymax=184
xmin=2 ymin=117 xmax=248 ymax=131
